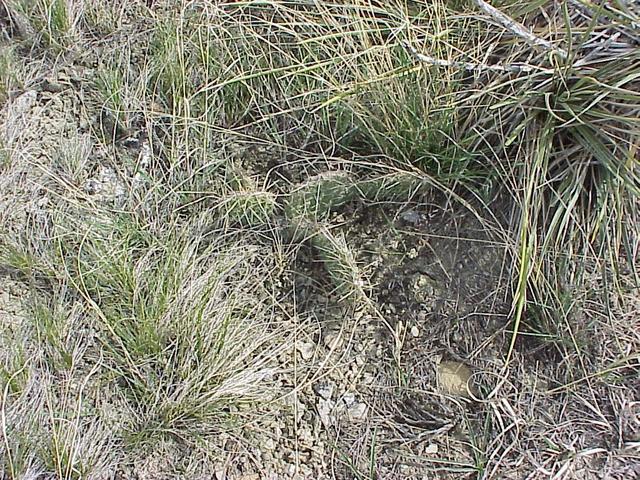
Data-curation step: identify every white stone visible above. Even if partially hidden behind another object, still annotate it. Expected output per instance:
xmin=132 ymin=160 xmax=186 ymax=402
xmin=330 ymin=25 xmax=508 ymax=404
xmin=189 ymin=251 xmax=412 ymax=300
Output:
xmin=342 ymin=392 xmax=356 ymax=407
xmin=263 ymin=437 xmax=276 ymax=451
xmin=296 ymin=341 xmax=315 ymax=360
xmin=362 ymin=372 xmax=375 ymax=385
xmin=317 ymin=398 xmax=335 ymax=427
xmin=347 ymin=402 xmax=367 ymax=420
xmin=422 ymin=443 xmax=438 ymax=454
xmin=323 ymin=331 xmax=342 ymax=350
xmin=314 ymin=381 xmax=334 ymax=400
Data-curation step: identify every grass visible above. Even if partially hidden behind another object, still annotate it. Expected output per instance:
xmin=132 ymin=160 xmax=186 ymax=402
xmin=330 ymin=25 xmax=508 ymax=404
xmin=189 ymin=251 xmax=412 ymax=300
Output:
xmin=11 ymin=0 xmax=80 ymax=51
xmin=0 ymin=46 xmax=21 ymax=103
xmin=0 ymin=0 xmax=638 ymax=478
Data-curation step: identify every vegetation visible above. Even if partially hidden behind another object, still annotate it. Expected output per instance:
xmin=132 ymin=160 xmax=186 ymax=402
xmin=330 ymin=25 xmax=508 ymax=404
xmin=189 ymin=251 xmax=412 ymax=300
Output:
xmin=0 ymin=0 xmax=638 ymax=478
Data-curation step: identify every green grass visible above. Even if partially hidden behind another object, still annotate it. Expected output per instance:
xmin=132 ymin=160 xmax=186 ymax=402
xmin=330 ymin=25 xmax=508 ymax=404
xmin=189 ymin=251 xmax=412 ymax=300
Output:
xmin=12 ymin=0 xmax=77 ymax=50
xmin=68 ymin=211 xmax=287 ymax=437
xmin=0 ymin=195 xmax=292 ymax=475
xmin=0 ymin=47 xmax=21 ymax=104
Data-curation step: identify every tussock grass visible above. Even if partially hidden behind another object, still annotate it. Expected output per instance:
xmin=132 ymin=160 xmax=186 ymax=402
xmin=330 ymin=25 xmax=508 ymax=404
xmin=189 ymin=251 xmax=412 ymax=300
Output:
xmin=187 ymin=0 xmax=639 ymax=356
xmin=9 ymin=0 xmax=82 ymax=51
xmin=0 ymin=47 xmax=21 ymax=103
xmin=1 ymin=190 xmax=292 ymax=476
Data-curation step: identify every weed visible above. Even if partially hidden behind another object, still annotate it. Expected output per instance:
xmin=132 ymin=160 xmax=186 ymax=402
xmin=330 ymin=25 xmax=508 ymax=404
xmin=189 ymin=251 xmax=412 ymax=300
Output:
xmin=13 ymin=0 xmax=80 ymax=51
xmin=0 ymin=47 xmax=20 ymax=104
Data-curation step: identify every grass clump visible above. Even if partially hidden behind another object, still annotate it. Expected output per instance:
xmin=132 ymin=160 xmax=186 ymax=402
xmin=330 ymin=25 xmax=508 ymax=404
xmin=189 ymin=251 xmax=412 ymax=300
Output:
xmin=0 ymin=196 xmax=291 ymax=475
xmin=443 ymin=2 xmax=640 ymax=359
xmin=68 ymin=212 xmax=287 ymax=439
xmin=0 ymin=46 xmax=21 ymax=104
xmin=10 ymin=0 xmax=80 ymax=51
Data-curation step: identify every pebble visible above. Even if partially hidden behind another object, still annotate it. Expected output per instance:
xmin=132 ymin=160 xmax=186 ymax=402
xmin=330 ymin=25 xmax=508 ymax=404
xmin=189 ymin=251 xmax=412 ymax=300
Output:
xmin=313 ymin=381 xmax=334 ymax=400
xmin=422 ymin=443 xmax=438 ymax=454
xmin=323 ymin=331 xmax=342 ymax=350
xmin=362 ymin=372 xmax=375 ymax=385
xmin=317 ymin=398 xmax=334 ymax=427
xmin=0 ymin=291 xmax=10 ymax=305
xmin=296 ymin=341 xmax=314 ymax=360
xmin=41 ymin=79 xmax=64 ymax=93
xmin=342 ymin=392 xmax=356 ymax=407
xmin=401 ymin=209 xmax=421 ymax=224
xmin=437 ymin=361 xmax=474 ymax=398
xmin=347 ymin=402 xmax=367 ymax=420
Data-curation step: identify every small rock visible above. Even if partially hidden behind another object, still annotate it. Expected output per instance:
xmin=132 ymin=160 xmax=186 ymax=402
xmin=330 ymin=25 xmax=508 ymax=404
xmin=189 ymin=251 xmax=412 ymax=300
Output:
xmin=297 ymin=464 xmax=314 ymax=478
xmin=36 ymin=195 xmax=49 ymax=208
xmin=213 ymin=464 xmax=226 ymax=479
xmin=263 ymin=437 xmax=276 ymax=451
xmin=401 ymin=209 xmax=421 ymax=224
xmin=399 ymin=464 xmax=413 ymax=475
xmin=323 ymin=331 xmax=342 ymax=350
xmin=317 ymin=398 xmax=334 ymax=427
xmin=298 ymin=426 xmax=314 ymax=447
xmin=413 ymin=274 xmax=438 ymax=303
xmin=296 ymin=341 xmax=315 ymax=361
xmin=84 ymin=178 xmax=101 ymax=194
xmin=437 ymin=361 xmax=474 ymax=398
xmin=122 ymin=136 xmax=140 ymax=149
xmin=41 ymin=79 xmax=64 ymax=93
xmin=342 ymin=392 xmax=356 ymax=407
xmin=313 ymin=382 xmax=335 ymax=400
xmin=422 ymin=443 xmax=439 ymax=454
xmin=67 ymin=67 xmax=83 ymax=83
xmin=347 ymin=402 xmax=367 ymax=420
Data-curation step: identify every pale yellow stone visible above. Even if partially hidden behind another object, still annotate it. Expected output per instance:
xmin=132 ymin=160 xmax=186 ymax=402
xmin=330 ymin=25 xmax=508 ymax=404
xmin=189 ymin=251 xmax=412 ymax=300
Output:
xmin=437 ymin=361 xmax=474 ymax=398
